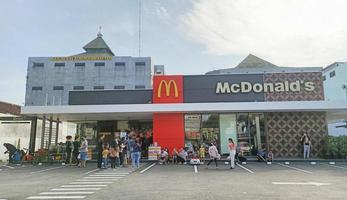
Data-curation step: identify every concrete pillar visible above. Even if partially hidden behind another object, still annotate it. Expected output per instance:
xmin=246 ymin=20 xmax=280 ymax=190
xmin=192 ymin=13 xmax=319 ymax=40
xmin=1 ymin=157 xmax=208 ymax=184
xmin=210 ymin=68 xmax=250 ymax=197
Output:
xmin=40 ymin=116 xmax=46 ymax=149
xmin=55 ymin=118 xmax=59 ymax=145
xmin=29 ymin=117 xmax=37 ymax=154
xmin=48 ymin=116 xmax=53 ymax=148
xmin=255 ymin=115 xmax=261 ymax=149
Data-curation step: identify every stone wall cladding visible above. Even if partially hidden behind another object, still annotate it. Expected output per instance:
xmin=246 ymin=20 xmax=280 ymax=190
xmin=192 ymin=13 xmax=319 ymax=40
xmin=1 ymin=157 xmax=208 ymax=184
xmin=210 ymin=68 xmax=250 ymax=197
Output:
xmin=264 ymin=72 xmax=324 ymax=101
xmin=266 ymin=112 xmax=327 ymax=158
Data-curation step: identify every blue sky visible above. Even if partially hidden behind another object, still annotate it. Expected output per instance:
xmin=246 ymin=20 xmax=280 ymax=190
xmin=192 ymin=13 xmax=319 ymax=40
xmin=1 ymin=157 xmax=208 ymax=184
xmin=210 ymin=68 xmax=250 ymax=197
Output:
xmin=1 ymin=0 xmax=347 ymax=105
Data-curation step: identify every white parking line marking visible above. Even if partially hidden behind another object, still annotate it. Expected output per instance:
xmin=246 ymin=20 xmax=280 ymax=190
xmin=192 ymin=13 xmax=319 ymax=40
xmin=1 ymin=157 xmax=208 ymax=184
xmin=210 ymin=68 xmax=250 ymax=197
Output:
xmin=84 ymin=168 xmax=99 ymax=175
xmin=61 ymin=185 xmax=107 ymax=187
xmin=324 ymin=163 xmax=347 ymax=170
xmin=89 ymin=174 xmax=126 ymax=177
xmin=277 ymin=163 xmax=313 ymax=174
xmin=272 ymin=182 xmax=331 ymax=186
xmin=40 ymin=192 xmax=94 ymax=195
xmin=76 ymin=179 xmax=120 ymax=181
xmin=194 ymin=165 xmax=198 ymax=173
xmin=51 ymin=188 xmax=101 ymax=191
xmin=70 ymin=182 xmax=113 ymax=184
xmin=96 ymin=172 xmax=129 ymax=175
xmin=140 ymin=163 xmax=156 ymax=174
xmin=84 ymin=177 xmax=121 ymax=179
xmin=27 ymin=195 xmax=86 ymax=199
xmin=30 ymin=166 xmax=66 ymax=174
xmin=236 ymin=163 xmax=255 ymax=174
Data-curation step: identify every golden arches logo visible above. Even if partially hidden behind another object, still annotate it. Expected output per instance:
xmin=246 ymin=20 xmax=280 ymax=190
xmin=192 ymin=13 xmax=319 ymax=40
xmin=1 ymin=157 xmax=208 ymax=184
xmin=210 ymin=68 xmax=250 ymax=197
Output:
xmin=157 ymin=80 xmax=178 ymax=98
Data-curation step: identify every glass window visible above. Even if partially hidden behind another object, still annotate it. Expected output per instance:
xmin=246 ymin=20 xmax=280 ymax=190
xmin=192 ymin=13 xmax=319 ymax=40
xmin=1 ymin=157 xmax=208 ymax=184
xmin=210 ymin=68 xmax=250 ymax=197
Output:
xmin=54 ymin=63 xmax=65 ymax=67
xmin=94 ymin=62 xmax=105 ymax=67
xmin=32 ymin=86 xmax=42 ymax=91
xmin=236 ymin=113 xmax=265 ymax=156
xmin=135 ymin=62 xmax=146 ymax=66
xmin=53 ymin=86 xmax=64 ymax=90
xmin=33 ymin=63 xmax=44 ymax=68
xmin=323 ymin=75 xmax=326 ymax=81
xmin=135 ymin=85 xmax=145 ymax=89
xmin=73 ymin=86 xmax=84 ymax=90
xmin=329 ymin=71 xmax=335 ymax=78
xmin=75 ymin=63 xmax=85 ymax=67
xmin=115 ymin=62 xmax=125 ymax=66
xmin=93 ymin=86 xmax=104 ymax=90
xmin=184 ymin=114 xmax=220 ymax=158
xmin=114 ymin=85 xmax=125 ymax=89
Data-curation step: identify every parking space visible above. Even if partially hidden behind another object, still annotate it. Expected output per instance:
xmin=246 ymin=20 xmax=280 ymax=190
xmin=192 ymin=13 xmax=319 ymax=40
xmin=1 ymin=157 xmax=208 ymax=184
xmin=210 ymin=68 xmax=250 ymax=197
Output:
xmin=0 ymin=161 xmax=346 ymax=199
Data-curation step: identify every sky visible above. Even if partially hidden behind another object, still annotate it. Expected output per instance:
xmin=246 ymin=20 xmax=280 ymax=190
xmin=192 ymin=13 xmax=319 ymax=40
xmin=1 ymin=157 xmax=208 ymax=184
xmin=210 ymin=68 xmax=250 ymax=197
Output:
xmin=0 ymin=0 xmax=347 ymax=105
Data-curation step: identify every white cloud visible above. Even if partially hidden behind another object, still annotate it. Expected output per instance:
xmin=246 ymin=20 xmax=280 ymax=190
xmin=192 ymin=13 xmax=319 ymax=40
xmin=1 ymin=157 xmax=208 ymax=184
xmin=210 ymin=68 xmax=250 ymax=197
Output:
xmin=181 ymin=0 xmax=347 ymax=67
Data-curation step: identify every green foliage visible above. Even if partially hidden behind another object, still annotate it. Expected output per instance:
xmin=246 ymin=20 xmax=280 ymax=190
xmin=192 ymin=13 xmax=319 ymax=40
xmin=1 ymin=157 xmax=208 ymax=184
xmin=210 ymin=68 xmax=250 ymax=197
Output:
xmin=319 ymin=135 xmax=347 ymax=159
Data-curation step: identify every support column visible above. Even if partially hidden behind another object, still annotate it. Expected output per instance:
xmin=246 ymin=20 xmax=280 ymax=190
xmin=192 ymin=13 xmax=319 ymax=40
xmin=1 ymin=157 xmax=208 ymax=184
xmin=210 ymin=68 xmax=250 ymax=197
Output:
xmin=40 ymin=116 xmax=46 ymax=149
xmin=48 ymin=116 xmax=53 ymax=149
xmin=55 ymin=118 xmax=59 ymax=145
xmin=29 ymin=117 xmax=37 ymax=154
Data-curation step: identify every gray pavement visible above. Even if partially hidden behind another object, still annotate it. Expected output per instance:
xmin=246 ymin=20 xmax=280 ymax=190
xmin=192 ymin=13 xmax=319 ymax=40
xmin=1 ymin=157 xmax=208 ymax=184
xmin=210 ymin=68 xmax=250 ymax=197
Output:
xmin=0 ymin=161 xmax=346 ymax=200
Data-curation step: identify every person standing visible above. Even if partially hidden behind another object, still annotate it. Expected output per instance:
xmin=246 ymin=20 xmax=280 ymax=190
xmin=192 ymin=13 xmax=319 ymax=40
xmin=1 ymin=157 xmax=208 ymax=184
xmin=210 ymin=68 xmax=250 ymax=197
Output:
xmin=65 ymin=136 xmax=73 ymax=165
xmin=206 ymin=143 xmax=220 ymax=169
xmin=131 ymin=136 xmax=142 ymax=168
xmin=79 ymin=137 xmax=88 ymax=168
xmin=301 ymin=133 xmax=311 ymax=159
xmin=73 ymin=135 xmax=81 ymax=166
xmin=228 ymin=138 xmax=236 ymax=169
xmin=97 ymin=134 xmax=105 ymax=168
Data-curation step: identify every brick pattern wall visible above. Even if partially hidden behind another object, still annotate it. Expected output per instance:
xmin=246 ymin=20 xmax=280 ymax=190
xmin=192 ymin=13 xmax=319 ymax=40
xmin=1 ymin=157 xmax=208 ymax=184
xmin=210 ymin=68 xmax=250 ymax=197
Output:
xmin=266 ymin=112 xmax=327 ymax=157
xmin=264 ymin=72 xmax=324 ymax=101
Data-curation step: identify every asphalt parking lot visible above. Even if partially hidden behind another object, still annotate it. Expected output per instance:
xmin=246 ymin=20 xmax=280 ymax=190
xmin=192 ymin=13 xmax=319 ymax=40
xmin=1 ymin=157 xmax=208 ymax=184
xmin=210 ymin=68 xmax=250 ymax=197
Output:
xmin=0 ymin=161 xmax=346 ymax=200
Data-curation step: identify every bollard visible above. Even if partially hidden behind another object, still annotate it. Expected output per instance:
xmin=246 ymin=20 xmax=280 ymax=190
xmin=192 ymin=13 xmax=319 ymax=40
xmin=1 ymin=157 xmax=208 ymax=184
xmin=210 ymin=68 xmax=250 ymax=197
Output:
xmin=61 ymin=162 xmax=66 ymax=166
xmin=38 ymin=163 xmax=42 ymax=166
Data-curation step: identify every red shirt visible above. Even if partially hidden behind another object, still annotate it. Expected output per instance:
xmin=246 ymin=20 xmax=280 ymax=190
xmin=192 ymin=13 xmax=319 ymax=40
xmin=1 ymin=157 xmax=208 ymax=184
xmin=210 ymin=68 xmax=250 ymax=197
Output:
xmin=228 ymin=143 xmax=236 ymax=151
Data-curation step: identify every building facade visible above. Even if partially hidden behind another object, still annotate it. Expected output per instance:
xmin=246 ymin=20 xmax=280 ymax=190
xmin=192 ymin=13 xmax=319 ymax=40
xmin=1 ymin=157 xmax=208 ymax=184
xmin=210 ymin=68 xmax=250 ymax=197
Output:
xmin=22 ymin=54 xmax=347 ymax=158
xmin=25 ymin=33 xmax=152 ymax=106
xmin=323 ymin=62 xmax=347 ymax=135
xmin=323 ymin=62 xmax=347 ymax=101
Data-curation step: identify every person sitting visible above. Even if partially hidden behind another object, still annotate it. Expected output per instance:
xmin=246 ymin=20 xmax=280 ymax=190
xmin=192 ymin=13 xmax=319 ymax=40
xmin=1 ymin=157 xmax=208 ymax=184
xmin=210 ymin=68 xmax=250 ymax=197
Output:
xmin=267 ymin=150 xmax=274 ymax=162
xmin=159 ymin=149 xmax=169 ymax=165
xmin=256 ymin=147 xmax=267 ymax=162
xmin=177 ymin=148 xmax=187 ymax=164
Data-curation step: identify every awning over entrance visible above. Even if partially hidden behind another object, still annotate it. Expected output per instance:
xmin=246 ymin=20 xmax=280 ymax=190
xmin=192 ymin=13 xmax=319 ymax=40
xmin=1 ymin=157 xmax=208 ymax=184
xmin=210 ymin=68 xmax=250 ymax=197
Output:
xmin=21 ymin=101 xmax=347 ymax=122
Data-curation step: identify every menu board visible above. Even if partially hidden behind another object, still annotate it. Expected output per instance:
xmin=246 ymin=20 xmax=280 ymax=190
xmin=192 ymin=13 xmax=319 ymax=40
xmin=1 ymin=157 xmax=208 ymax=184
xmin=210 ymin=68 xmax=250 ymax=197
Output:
xmin=185 ymin=114 xmax=201 ymax=140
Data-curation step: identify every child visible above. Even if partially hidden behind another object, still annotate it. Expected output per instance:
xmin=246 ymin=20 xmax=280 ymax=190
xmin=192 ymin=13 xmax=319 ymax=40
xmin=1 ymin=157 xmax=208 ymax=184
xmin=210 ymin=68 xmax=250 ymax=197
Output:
xmin=199 ymin=145 xmax=205 ymax=163
xmin=102 ymin=145 xmax=109 ymax=169
xmin=172 ymin=148 xmax=178 ymax=164
xmin=109 ymin=147 xmax=116 ymax=168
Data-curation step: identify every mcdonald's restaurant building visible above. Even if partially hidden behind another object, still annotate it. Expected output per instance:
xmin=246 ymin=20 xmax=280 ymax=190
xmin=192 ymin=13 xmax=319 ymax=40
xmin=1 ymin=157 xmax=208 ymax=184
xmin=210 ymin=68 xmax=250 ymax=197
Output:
xmin=22 ymin=70 xmax=347 ymax=158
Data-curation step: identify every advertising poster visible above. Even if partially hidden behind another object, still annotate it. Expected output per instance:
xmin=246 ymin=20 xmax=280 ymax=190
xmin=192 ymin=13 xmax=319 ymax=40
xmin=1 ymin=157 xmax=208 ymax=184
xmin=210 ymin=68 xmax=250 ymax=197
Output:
xmin=185 ymin=114 xmax=201 ymax=140
xmin=219 ymin=114 xmax=237 ymax=154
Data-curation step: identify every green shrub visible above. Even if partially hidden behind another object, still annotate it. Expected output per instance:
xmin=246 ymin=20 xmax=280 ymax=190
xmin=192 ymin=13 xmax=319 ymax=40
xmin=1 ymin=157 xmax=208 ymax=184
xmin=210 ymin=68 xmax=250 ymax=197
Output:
xmin=319 ymin=135 xmax=347 ymax=159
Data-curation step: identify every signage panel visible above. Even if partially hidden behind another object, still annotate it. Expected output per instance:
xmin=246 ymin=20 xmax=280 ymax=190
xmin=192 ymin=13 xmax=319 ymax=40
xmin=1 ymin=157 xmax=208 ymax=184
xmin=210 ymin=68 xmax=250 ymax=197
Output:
xmin=153 ymin=75 xmax=184 ymax=103
xmin=184 ymin=74 xmax=265 ymax=103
